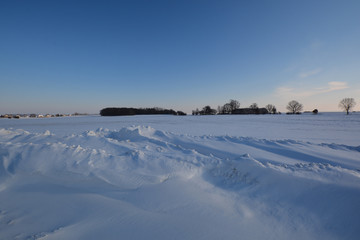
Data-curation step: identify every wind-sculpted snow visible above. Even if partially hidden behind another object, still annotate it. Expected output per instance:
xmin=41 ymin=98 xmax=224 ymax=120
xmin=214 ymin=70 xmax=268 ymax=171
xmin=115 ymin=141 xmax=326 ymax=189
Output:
xmin=0 ymin=126 xmax=360 ymax=239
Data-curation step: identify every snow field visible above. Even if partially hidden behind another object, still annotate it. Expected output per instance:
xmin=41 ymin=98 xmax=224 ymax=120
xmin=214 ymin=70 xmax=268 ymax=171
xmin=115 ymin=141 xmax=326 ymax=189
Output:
xmin=0 ymin=116 xmax=360 ymax=239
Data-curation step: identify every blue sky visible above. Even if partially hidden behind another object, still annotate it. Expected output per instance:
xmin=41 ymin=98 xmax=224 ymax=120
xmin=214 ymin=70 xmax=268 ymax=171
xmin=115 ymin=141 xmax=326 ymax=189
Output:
xmin=1 ymin=0 xmax=359 ymax=114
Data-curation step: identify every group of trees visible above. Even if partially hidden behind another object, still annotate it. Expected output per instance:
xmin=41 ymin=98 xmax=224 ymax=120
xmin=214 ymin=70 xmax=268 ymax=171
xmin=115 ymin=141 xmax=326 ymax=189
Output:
xmin=192 ymin=99 xmax=240 ymax=115
xmin=217 ymin=99 xmax=240 ymax=114
xmin=265 ymin=104 xmax=277 ymax=114
xmin=99 ymin=98 xmax=356 ymax=117
xmin=192 ymin=98 xmax=357 ymax=116
xmin=192 ymin=100 xmax=278 ymax=115
xmin=192 ymin=106 xmax=217 ymax=115
xmin=100 ymin=107 xmax=186 ymax=116
xmin=285 ymin=98 xmax=357 ymax=115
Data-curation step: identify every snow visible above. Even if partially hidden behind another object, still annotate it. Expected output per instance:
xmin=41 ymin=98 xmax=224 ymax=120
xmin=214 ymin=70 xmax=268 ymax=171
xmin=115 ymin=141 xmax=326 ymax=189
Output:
xmin=0 ymin=113 xmax=360 ymax=239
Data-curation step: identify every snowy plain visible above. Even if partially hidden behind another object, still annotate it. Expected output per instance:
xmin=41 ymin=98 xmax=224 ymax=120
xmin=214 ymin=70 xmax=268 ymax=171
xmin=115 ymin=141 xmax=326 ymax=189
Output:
xmin=0 ymin=113 xmax=360 ymax=239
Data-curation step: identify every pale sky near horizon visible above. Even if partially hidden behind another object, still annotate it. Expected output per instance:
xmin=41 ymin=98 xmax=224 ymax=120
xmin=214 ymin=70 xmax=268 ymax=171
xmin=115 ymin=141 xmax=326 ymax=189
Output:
xmin=1 ymin=0 xmax=359 ymax=114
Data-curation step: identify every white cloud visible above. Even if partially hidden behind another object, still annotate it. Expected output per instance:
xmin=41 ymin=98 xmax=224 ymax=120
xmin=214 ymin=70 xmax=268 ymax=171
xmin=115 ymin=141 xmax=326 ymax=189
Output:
xmin=276 ymin=87 xmax=294 ymax=95
xmin=320 ymin=81 xmax=348 ymax=92
xmin=298 ymin=68 xmax=322 ymax=78
xmin=275 ymin=81 xmax=349 ymax=98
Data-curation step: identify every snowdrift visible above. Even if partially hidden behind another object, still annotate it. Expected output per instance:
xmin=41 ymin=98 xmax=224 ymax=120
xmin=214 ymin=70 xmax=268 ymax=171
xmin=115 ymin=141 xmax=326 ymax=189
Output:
xmin=1 ymin=126 xmax=360 ymax=239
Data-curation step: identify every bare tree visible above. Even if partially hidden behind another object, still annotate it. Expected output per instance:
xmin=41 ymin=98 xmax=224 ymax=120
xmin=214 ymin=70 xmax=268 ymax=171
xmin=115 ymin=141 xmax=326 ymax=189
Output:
xmin=272 ymin=106 xmax=277 ymax=114
xmin=229 ymin=99 xmax=240 ymax=113
xmin=339 ymin=98 xmax=356 ymax=115
xmin=201 ymin=106 xmax=217 ymax=115
xmin=222 ymin=103 xmax=232 ymax=114
xmin=286 ymin=100 xmax=303 ymax=114
xmin=265 ymin=104 xmax=276 ymax=114
xmin=192 ymin=108 xmax=200 ymax=115
xmin=249 ymin=103 xmax=258 ymax=109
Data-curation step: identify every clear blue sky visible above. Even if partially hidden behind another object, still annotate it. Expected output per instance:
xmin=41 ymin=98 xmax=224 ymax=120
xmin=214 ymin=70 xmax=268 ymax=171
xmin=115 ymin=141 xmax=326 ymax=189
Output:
xmin=1 ymin=0 xmax=359 ymax=114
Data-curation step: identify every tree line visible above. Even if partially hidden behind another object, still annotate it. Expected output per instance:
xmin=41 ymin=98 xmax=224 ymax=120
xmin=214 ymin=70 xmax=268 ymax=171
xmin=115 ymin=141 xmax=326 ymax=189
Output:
xmin=192 ymin=99 xmax=278 ymax=115
xmin=100 ymin=107 xmax=186 ymax=116
xmin=192 ymin=98 xmax=357 ymax=115
xmin=99 ymin=98 xmax=356 ymax=117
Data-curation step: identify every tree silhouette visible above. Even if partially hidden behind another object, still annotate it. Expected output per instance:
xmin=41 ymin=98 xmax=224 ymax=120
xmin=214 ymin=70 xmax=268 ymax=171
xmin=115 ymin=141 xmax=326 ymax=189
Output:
xmin=265 ymin=104 xmax=276 ymax=114
xmin=100 ymin=107 xmax=181 ymax=116
xmin=201 ymin=106 xmax=217 ymax=115
xmin=249 ymin=103 xmax=258 ymax=109
xmin=223 ymin=103 xmax=232 ymax=114
xmin=339 ymin=98 xmax=356 ymax=115
xmin=286 ymin=100 xmax=303 ymax=114
xmin=229 ymin=99 xmax=240 ymax=113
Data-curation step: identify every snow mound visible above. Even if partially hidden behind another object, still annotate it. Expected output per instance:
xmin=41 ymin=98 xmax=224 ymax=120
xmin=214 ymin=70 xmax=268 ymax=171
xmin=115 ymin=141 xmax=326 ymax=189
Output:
xmin=107 ymin=126 xmax=168 ymax=141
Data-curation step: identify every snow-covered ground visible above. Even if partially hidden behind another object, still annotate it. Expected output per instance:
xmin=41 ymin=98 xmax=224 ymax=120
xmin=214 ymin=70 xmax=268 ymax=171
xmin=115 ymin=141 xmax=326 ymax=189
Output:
xmin=1 ymin=113 xmax=359 ymax=239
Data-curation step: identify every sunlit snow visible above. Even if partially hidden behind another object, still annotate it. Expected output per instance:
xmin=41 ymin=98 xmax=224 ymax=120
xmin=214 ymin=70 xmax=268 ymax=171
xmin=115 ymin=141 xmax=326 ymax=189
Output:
xmin=1 ymin=114 xmax=359 ymax=239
